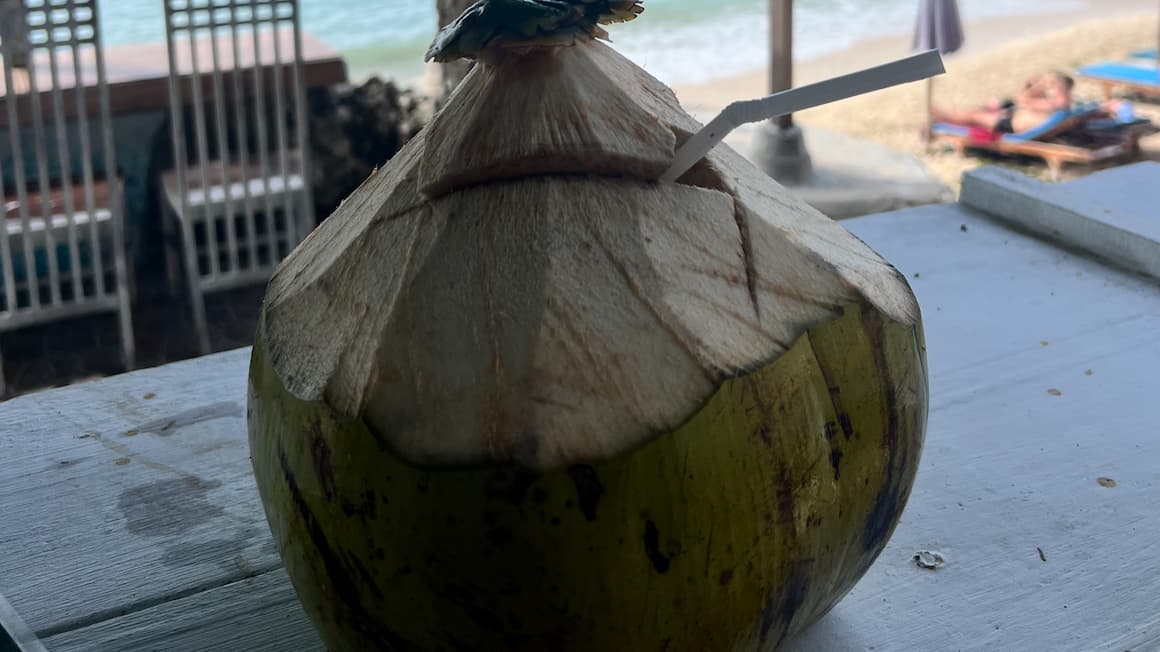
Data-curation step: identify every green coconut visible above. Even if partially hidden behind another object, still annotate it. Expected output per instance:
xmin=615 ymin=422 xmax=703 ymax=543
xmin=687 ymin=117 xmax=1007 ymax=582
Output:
xmin=247 ymin=2 xmax=928 ymax=650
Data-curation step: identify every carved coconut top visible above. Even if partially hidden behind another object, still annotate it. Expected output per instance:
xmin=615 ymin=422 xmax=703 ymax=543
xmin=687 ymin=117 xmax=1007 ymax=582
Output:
xmin=258 ymin=8 xmax=920 ymax=470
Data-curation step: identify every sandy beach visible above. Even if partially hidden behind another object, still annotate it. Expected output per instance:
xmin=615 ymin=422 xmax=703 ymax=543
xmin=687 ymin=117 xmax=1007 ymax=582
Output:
xmin=673 ymin=0 xmax=1160 ymax=191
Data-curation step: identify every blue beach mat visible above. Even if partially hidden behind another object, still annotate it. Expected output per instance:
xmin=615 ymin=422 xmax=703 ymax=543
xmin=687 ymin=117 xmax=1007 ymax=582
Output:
xmin=1076 ymin=62 xmax=1160 ymax=88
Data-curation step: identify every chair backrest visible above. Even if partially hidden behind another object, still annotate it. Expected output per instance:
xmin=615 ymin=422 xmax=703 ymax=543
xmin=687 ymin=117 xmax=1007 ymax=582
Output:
xmin=162 ymin=0 xmax=314 ymax=283
xmin=1004 ymin=106 xmax=1104 ymax=143
xmin=0 ymin=0 xmax=126 ymax=328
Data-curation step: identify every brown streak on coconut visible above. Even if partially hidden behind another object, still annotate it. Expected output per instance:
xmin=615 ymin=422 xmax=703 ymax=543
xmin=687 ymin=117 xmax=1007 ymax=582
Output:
xmin=309 ymin=419 xmax=337 ymax=502
xmin=860 ymin=305 xmax=925 ymax=556
xmin=276 ymin=451 xmax=405 ymax=650
xmin=642 ymin=519 xmax=671 ymax=574
xmin=566 ymin=465 xmax=604 ymax=521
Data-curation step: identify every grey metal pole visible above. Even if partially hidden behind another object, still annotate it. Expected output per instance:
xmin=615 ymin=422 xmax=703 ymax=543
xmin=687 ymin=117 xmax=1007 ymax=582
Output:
xmin=755 ymin=0 xmax=813 ymax=184
xmin=770 ymin=0 xmax=794 ymax=128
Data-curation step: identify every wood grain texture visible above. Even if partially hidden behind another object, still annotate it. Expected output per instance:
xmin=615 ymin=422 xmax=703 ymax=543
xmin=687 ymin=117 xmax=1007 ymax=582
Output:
xmin=0 ymin=348 xmax=276 ymax=639
xmin=2 ymin=201 xmax=1158 ymax=649
xmin=41 ymin=569 xmax=322 ymax=652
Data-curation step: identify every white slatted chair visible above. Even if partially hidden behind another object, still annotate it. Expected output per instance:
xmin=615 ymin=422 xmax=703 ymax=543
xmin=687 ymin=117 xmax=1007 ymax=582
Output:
xmin=160 ymin=0 xmax=314 ymax=354
xmin=0 ymin=0 xmax=135 ymax=397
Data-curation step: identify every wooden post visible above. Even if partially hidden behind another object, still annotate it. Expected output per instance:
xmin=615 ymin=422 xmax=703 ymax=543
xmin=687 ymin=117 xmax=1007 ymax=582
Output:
xmin=770 ymin=0 xmax=793 ymax=129
xmin=924 ymin=76 xmax=934 ymax=143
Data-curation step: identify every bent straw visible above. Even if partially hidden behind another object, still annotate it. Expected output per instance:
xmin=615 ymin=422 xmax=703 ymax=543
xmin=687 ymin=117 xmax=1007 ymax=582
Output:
xmin=660 ymin=49 xmax=946 ymax=183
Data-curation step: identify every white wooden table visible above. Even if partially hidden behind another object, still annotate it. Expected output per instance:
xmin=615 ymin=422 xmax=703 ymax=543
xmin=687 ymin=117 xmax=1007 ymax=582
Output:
xmin=2 ymin=178 xmax=1159 ymax=651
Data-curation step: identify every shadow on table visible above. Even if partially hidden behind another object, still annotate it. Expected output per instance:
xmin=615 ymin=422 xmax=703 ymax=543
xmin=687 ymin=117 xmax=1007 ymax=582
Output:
xmin=786 ymin=607 xmax=872 ymax=651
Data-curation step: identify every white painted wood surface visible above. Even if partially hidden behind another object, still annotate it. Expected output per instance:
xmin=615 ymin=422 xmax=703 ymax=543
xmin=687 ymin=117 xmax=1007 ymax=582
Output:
xmin=960 ymin=161 xmax=1160 ymax=282
xmin=1 ymin=199 xmax=1158 ymax=651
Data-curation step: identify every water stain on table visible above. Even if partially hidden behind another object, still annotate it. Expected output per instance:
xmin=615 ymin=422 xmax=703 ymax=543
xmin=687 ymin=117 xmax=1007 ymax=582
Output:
xmin=118 ymin=477 xmax=225 ymax=537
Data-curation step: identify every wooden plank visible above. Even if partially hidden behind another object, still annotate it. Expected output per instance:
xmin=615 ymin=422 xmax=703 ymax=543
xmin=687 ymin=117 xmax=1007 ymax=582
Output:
xmin=961 ymin=162 xmax=1160 ymax=282
xmin=1 ymin=201 xmax=1159 ymax=649
xmin=0 ymin=347 xmax=280 ymax=638
xmin=41 ymin=569 xmax=322 ymax=652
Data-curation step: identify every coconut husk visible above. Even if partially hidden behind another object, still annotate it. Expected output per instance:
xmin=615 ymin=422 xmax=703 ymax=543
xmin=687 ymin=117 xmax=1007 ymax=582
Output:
xmin=260 ymin=39 xmax=918 ymax=469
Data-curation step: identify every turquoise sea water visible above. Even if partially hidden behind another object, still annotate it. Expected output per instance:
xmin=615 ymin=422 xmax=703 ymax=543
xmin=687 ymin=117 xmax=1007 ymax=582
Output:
xmin=96 ymin=0 xmax=1083 ymax=86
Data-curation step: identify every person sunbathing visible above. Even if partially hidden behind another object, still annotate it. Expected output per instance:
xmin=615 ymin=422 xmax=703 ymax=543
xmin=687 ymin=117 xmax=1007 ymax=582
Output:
xmin=930 ymin=71 xmax=1078 ymax=134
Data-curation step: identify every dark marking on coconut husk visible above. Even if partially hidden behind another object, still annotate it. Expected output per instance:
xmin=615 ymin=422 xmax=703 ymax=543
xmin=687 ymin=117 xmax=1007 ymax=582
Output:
xmin=759 ymin=559 xmax=812 ymax=647
xmin=507 ymin=468 xmax=540 ymax=506
xmin=829 ymin=449 xmax=843 ymax=480
xmin=341 ymin=489 xmax=379 ymax=524
xmin=483 ymin=467 xmax=540 ymax=507
xmin=837 ymin=411 xmax=855 ymax=440
xmin=811 ymin=325 xmax=857 ymax=443
xmin=567 ymin=465 xmax=604 ymax=521
xmin=486 ymin=524 xmax=514 ymax=546
xmin=823 ymin=389 xmax=855 ymax=441
xmin=278 ymin=451 xmax=406 ymax=650
xmin=308 ymin=420 xmax=337 ymax=501
xmin=718 ymin=568 xmax=735 ymax=587
xmin=343 ymin=549 xmax=385 ymax=599
xmin=741 ymin=376 xmax=775 ymax=446
xmin=860 ymin=305 xmax=916 ymax=555
xmin=441 ymin=583 xmax=506 ymax=633
xmin=642 ymin=519 xmax=671 ymax=574
xmin=363 ymin=423 xmax=392 ymax=453
xmin=823 ymin=420 xmax=839 ymax=442
xmin=508 ymin=612 xmax=524 ymax=631
xmin=775 ymin=467 xmax=797 ymax=527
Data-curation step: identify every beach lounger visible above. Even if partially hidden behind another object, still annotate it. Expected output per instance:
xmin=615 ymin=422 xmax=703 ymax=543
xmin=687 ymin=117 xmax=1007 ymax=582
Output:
xmin=929 ymin=106 xmax=1156 ymax=181
xmin=1075 ymin=62 xmax=1160 ymax=99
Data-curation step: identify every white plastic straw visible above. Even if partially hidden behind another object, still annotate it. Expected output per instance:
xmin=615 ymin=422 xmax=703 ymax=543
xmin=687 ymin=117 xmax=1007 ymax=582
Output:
xmin=660 ymin=49 xmax=947 ymax=183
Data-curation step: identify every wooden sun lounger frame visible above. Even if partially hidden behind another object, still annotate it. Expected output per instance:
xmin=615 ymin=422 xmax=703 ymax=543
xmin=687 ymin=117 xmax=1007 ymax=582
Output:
xmin=1077 ymin=72 xmax=1160 ymax=101
xmin=930 ymin=120 xmax=1156 ymax=181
